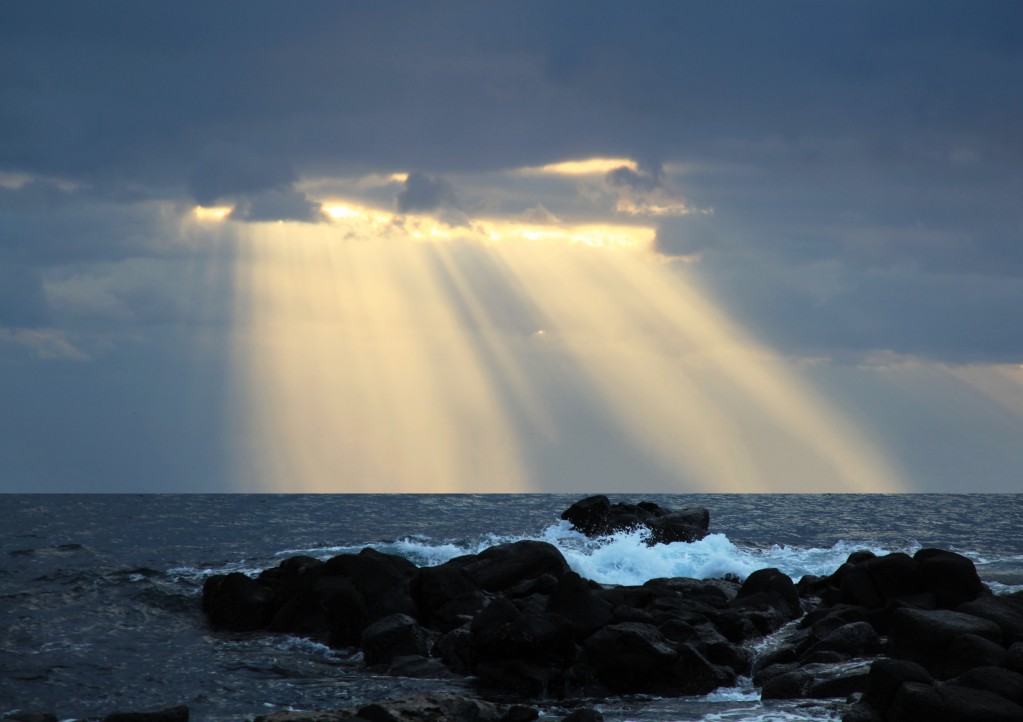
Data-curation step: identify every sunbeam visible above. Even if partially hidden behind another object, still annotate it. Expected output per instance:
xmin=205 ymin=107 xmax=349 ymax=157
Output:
xmin=225 ymin=202 xmax=905 ymax=492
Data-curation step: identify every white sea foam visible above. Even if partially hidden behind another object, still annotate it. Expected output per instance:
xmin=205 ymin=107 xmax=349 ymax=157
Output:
xmin=349 ymin=522 xmax=914 ymax=584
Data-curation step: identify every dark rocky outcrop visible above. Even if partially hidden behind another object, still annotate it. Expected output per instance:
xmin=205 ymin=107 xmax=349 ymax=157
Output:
xmin=560 ymin=495 xmax=709 ymax=544
xmin=196 ymin=496 xmax=1023 ymax=722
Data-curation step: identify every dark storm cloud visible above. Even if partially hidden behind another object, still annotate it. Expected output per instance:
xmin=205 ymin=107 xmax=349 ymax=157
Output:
xmin=188 ymin=144 xmax=297 ymax=207
xmin=228 ymin=188 xmax=324 ymax=224
xmin=396 ymin=172 xmax=458 ymax=213
xmin=3 ymin=1 xmax=1018 ymax=182
xmin=1 ymin=0 xmax=1021 ymax=362
xmin=606 ymin=163 xmax=665 ymax=193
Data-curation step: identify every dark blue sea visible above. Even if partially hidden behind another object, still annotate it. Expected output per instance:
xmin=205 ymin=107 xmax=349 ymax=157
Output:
xmin=3 ymin=494 xmax=1023 ymax=722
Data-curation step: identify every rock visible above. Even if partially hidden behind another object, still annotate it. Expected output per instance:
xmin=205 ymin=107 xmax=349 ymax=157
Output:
xmin=942 ymin=633 xmax=1007 ymax=677
xmin=645 ymin=510 xmax=709 ymax=544
xmin=761 ymin=661 xmax=871 ymax=700
xmin=271 ymin=575 xmax=359 ymax=638
xmin=502 ymin=707 xmax=539 ymax=722
xmin=561 ymin=495 xmax=614 ymax=536
xmin=805 ymin=663 xmax=872 ymax=699
xmin=545 ymin=572 xmax=613 ymax=639
xmin=887 ymin=607 xmax=1002 ymax=676
xmin=802 ymin=621 xmax=883 ymax=660
xmin=3 ymin=714 xmax=58 ymax=722
xmin=386 ymin=654 xmax=453 ymax=678
xmin=957 ymin=595 xmax=1023 ymax=644
xmin=323 ymin=549 xmax=420 ymax=623
xmin=202 ymin=572 xmax=275 ymax=630
xmin=840 ymin=553 xmax=920 ymax=610
xmin=733 ymin=567 xmax=802 ymax=619
xmin=461 ymin=541 xmax=570 ymax=592
xmin=434 ymin=625 xmax=472 ymax=674
xmin=887 ymin=681 xmax=947 ymax=722
xmin=414 ymin=562 xmax=488 ymax=632
xmin=948 ymin=667 xmax=1023 ymax=706
xmin=560 ymin=709 xmax=603 ymax=722
xmin=361 ymin=613 xmax=432 ymax=667
xmin=933 ymin=684 xmax=1023 ymax=722
xmin=914 ymin=548 xmax=984 ymax=609
xmin=760 ymin=667 xmax=813 ymax=699
xmin=103 ymin=706 xmax=189 ymax=722
xmin=582 ymin=622 xmax=730 ymax=695
xmin=1008 ymin=642 xmax=1023 ymax=675
xmin=469 ymin=598 xmax=577 ymax=696
xmin=582 ymin=622 xmax=678 ymax=692
xmin=841 ymin=701 xmax=884 ymax=722
xmin=560 ymin=496 xmax=709 ymax=544
xmin=864 ymin=658 xmax=934 ymax=712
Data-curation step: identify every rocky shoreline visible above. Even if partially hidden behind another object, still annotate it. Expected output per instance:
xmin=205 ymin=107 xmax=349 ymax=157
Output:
xmin=9 ymin=496 xmax=1023 ymax=722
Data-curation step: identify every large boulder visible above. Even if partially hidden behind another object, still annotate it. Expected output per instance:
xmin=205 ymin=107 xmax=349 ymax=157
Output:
xmin=560 ymin=496 xmax=709 ymax=544
xmin=545 ymin=572 xmax=613 ymax=640
xmin=582 ymin=622 xmax=732 ymax=696
xmin=733 ymin=568 xmax=802 ymax=620
xmin=460 ymin=541 xmax=570 ymax=593
xmin=322 ymin=548 xmax=421 ymax=622
xmin=887 ymin=607 xmax=1003 ymax=677
xmin=914 ymin=549 xmax=985 ymax=609
xmin=202 ymin=572 xmax=275 ymax=631
xmin=361 ymin=613 xmax=432 ymax=667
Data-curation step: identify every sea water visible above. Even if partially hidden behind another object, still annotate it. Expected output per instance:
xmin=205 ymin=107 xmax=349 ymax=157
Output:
xmin=2 ymin=494 xmax=1022 ymax=722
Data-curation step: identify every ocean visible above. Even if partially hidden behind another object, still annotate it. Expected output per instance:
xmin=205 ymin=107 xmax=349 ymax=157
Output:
xmin=2 ymin=494 xmax=1022 ymax=722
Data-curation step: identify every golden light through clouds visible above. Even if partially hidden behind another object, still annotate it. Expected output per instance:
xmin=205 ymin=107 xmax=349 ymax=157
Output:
xmin=224 ymin=195 xmax=905 ymax=492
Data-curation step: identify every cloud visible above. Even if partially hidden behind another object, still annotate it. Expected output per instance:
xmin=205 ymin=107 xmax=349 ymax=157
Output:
xmin=0 ymin=327 xmax=89 ymax=361
xmin=188 ymin=143 xmax=297 ymax=206
xmin=0 ymin=265 xmax=50 ymax=327
xmin=228 ymin=188 xmax=324 ymax=223
xmin=396 ymin=172 xmax=459 ymax=213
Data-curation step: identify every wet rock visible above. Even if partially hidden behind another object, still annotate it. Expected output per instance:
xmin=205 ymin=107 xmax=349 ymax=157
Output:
xmin=947 ymin=666 xmax=1023 ymax=706
xmin=560 ymin=709 xmax=603 ymax=722
xmin=839 ymin=553 xmax=920 ymax=610
xmin=361 ymin=613 xmax=432 ymax=667
xmin=414 ymin=562 xmax=488 ymax=632
xmin=957 ymin=595 xmax=1023 ymax=644
xmin=863 ymin=658 xmax=934 ymax=712
xmin=802 ymin=621 xmax=883 ymax=660
xmin=582 ymin=622 xmax=730 ymax=695
xmin=942 ymin=632 xmax=1007 ymax=677
xmin=887 ymin=608 xmax=1002 ymax=676
xmin=733 ymin=567 xmax=802 ymax=620
xmin=103 ymin=706 xmax=189 ymax=722
xmin=386 ymin=654 xmax=453 ymax=678
xmin=545 ymin=571 xmax=613 ymax=639
xmin=323 ymin=549 xmax=420 ymax=623
xmin=560 ymin=496 xmax=709 ymax=544
xmin=914 ymin=548 xmax=985 ymax=609
xmin=434 ymin=625 xmax=472 ymax=674
xmin=202 ymin=572 xmax=275 ymax=630
xmin=461 ymin=540 xmax=570 ymax=593
xmin=1008 ymin=642 xmax=1023 ymax=675
xmin=470 ymin=598 xmax=577 ymax=696
xmin=931 ymin=684 xmax=1023 ymax=722
xmin=645 ymin=510 xmax=710 ymax=544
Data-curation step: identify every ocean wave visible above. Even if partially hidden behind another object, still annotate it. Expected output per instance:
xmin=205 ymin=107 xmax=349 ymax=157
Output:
xmin=353 ymin=522 xmax=922 ymax=585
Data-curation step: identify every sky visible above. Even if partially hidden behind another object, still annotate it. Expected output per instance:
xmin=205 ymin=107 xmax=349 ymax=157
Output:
xmin=1 ymin=1 xmax=1022 ymax=493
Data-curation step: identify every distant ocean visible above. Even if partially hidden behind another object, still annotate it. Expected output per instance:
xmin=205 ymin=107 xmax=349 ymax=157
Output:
xmin=3 ymin=494 xmax=1023 ymax=722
